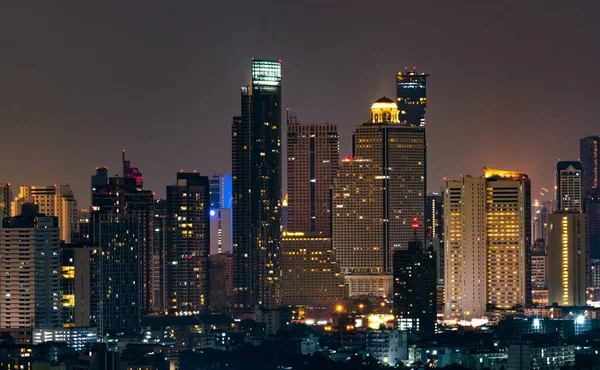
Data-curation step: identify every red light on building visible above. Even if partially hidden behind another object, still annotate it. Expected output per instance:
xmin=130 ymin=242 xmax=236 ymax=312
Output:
xmin=412 ymin=217 xmax=419 ymax=229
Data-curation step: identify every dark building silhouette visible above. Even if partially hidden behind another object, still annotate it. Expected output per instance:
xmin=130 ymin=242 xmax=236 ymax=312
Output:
xmin=122 ymin=150 xmax=143 ymax=189
xmin=393 ymin=226 xmax=437 ymax=336
xmin=90 ymin=166 xmax=154 ymax=334
xmin=587 ymin=190 xmax=600 ymax=260
xmin=580 ymin=136 xmax=600 ymax=197
xmin=152 ymin=198 xmax=168 ymax=313
xmin=232 ymin=59 xmax=282 ymax=311
xmin=396 ymin=69 xmax=428 ymax=127
xmin=166 ymin=173 xmax=210 ymax=312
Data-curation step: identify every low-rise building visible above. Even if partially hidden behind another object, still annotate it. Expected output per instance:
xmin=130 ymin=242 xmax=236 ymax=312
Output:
xmin=507 ymin=344 xmax=575 ymax=370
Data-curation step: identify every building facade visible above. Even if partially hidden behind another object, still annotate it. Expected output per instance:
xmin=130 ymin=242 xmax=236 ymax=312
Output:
xmin=286 ymin=123 xmax=339 ymax=235
xmin=280 ymin=232 xmax=344 ymax=307
xmin=392 ymin=232 xmax=437 ymax=336
xmin=0 ymin=183 xmax=9 ymax=222
xmin=332 ymin=97 xmax=426 ymax=283
xmin=396 ymin=69 xmax=428 ymax=127
xmin=11 ymin=185 xmax=78 ymax=243
xmin=166 ymin=173 xmax=210 ymax=312
xmin=444 ymin=169 xmax=531 ymax=320
xmin=232 ymin=59 xmax=282 ymax=311
xmin=61 ymin=243 xmax=93 ymax=328
xmin=555 ymin=161 xmax=583 ymax=212
xmin=547 ymin=213 xmax=588 ymax=306
xmin=1 ymin=212 xmax=61 ymax=329
xmin=581 ymin=136 xmax=600 ymax=196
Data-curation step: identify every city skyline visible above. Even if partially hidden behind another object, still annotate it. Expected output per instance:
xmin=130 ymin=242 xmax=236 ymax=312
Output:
xmin=1 ymin=2 xmax=599 ymax=208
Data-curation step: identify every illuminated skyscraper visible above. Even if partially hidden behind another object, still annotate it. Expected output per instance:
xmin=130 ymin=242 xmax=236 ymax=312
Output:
xmin=581 ymin=136 xmax=600 ymax=196
xmin=210 ymin=174 xmax=232 ymax=210
xmin=281 ymin=232 xmax=345 ymax=307
xmin=426 ymin=193 xmax=444 ymax=281
xmin=166 ymin=173 xmax=210 ymax=312
xmin=555 ymin=161 xmax=583 ymax=212
xmin=1 ymin=210 xmax=61 ymax=329
xmin=152 ymin=199 xmax=167 ymax=313
xmin=287 ymin=122 xmax=339 ymax=236
xmin=547 ymin=213 xmax=587 ymax=306
xmin=60 ymin=243 xmax=93 ymax=328
xmin=232 ymin=59 xmax=282 ymax=310
xmin=12 ymin=185 xmax=78 ymax=243
xmin=444 ymin=168 xmax=531 ymax=320
xmin=396 ymin=69 xmax=428 ymax=127
xmin=332 ymin=97 xmax=426 ymax=280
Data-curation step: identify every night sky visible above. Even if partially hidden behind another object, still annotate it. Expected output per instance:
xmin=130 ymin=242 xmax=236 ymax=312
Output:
xmin=1 ymin=1 xmax=599 ymax=207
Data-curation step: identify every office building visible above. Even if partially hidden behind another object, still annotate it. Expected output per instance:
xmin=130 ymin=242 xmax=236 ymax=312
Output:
xmin=90 ymin=166 xmax=154 ymax=334
xmin=332 ymin=97 xmax=426 ymax=283
xmin=555 ymin=161 xmax=583 ymax=212
xmin=11 ymin=185 xmax=78 ymax=243
xmin=61 ymin=243 xmax=93 ymax=328
xmin=232 ymin=59 xmax=282 ymax=310
xmin=581 ymin=136 xmax=600 ymax=196
xmin=210 ymin=208 xmax=232 ymax=255
xmin=365 ymin=329 xmax=408 ymax=366
xmin=392 ymin=227 xmax=437 ymax=336
xmin=426 ymin=193 xmax=444 ymax=281
xmin=287 ymin=122 xmax=339 ymax=235
xmin=444 ymin=168 xmax=531 ymax=320
xmin=396 ymin=68 xmax=428 ymax=127
xmin=1 ymin=210 xmax=61 ymax=329
xmin=532 ymin=200 xmax=552 ymax=248
xmin=280 ymin=232 xmax=344 ymax=307
xmin=210 ymin=174 xmax=232 ymax=210
xmin=166 ymin=173 xmax=210 ymax=312
xmin=547 ymin=213 xmax=588 ymax=306
xmin=0 ymin=183 xmax=9 ymax=222
xmin=152 ymin=198 xmax=167 ymax=313
xmin=507 ymin=344 xmax=575 ymax=370
xmin=32 ymin=328 xmax=97 ymax=351
xmin=531 ymin=255 xmax=547 ymax=291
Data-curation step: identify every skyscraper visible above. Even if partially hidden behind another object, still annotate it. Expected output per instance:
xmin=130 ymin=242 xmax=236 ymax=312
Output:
xmin=332 ymin=97 xmax=426 ymax=280
xmin=210 ymin=174 xmax=232 ymax=210
xmin=11 ymin=185 xmax=78 ymax=243
xmin=1 ymin=209 xmax=61 ymax=329
xmin=587 ymin=192 xmax=600 ymax=260
xmin=547 ymin=213 xmax=588 ymax=306
xmin=166 ymin=173 xmax=210 ymax=312
xmin=396 ymin=69 xmax=428 ymax=127
xmin=425 ymin=193 xmax=444 ymax=282
xmin=393 ymin=224 xmax=437 ymax=336
xmin=444 ymin=168 xmax=531 ymax=320
xmin=210 ymin=208 xmax=232 ymax=255
xmin=61 ymin=243 xmax=93 ymax=328
xmin=287 ymin=122 xmax=339 ymax=235
xmin=90 ymin=166 xmax=154 ymax=334
xmin=580 ymin=136 xmax=600 ymax=196
xmin=232 ymin=59 xmax=282 ymax=311
xmin=555 ymin=161 xmax=583 ymax=212
xmin=0 ymin=183 xmax=9 ymax=222
xmin=152 ymin=198 xmax=167 ymax=313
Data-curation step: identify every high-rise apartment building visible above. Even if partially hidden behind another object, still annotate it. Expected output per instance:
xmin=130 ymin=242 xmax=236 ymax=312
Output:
xmin=444 ymin=168 xmax=531 ymax=320
xmin=0 ymin=183 xmax=10 ymax=222
xmin=547 ymin=213 xmax=588 ymax=306
xmin=61 ymin=243 xmax=93 ymax=328
xmin=426 ymin=193 xmax=444 ymax=281
xmin=396 ymin=69 xmax=428 ymax=127
xmin=232 ymin=59 xmax=282 ymax=311
xmin=332 ymin=97 xmax=426 ymax=278
xmin=1 ymin=210 xmax=61 ymax=329
xmin=90 ymin=165 xmax=154 ymax=334
xmin=393 ymin=228 xmax=437 ymax=336
xmin=555 ymin=161 xmax=583 ymax=212
xmin=287 ymin=122 xmax=339 ymax=235
xmin=122 ymin=150 xmax=143 ymax=188
xmin=209 ymin=253 xmax=233 ymax=311
xmin=580 ymin=136 xmax=600 ymax=196
xmin=166 ymin=173 xmax=210 ymax=312
xmin=11 ymin=185 xmax=78 ymax=243
xmin=210 ymin=208 xmax=232 ymax=255
xmin=280 ymin=232 xmax=345 ymax=307
xmin=152 ymin=199 xmax=167 ymax=313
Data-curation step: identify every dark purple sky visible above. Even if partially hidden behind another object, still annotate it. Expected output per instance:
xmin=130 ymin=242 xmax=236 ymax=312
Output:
xmin=1 ymin=1 xmax=599 ymax=207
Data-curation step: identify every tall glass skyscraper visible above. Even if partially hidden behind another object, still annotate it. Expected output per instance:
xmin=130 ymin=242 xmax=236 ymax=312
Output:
xmin=210 ymin=174 xmax=232 ymax=210
xmin=396 ymin=69 xmax=428 ymax=127
xmin=232 ymin=59 xmax=282 ymax=311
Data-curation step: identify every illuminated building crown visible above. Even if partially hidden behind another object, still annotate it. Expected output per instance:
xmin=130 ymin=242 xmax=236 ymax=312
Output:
xmin=370 ymin=96 xmax=400 ymax=123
